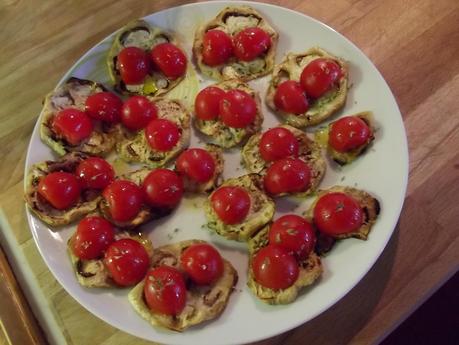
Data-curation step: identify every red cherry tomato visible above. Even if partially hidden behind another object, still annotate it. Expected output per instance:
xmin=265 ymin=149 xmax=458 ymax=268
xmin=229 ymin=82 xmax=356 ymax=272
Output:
xmin=37 ymin=172 xmax=81 ymax=210
xmin=102 ymin=180 xmax=143 ymax=222
xmin=76 ymin=157 xmax=115 ymax=190
xmin=219 ymin=89 xmax=257 ymax=128
xmin=194 ymin=86 xmax=226 ymax=121
xmin=104 ymin=238 xmax=149 ymax=286
xmin=142 ymin=169 xmax=183 ymax=208
xmin=143 ymin=266 xmax=186 ymax=315
xmin=252 ymin=244 xmax=299 ymax=290
xmin=176 ymin=148 xmax=215 ymax=183
xmin=150 ymin=43 xmax=187 ymax=80
xmin=274 ymin=80 xmax=309 ymax=114
xmin=233 ymin=27 xmax=271 ymax=61
xmin=300 ymin=58 xmax=342 ymax=99
xmin=211 ymin=186 xmax=251 ymax=225
xmin=117 ymin=46 xmax=150 ymax=85
xmin=259 ymin=127 xmax=299 ymax=162
xmin=181 ymin=243 xmax=224 ymax=285
xmin=121 ymin=96 xmax=158 ymax=131
xmin=329 ymin=116 xmax=372 ymax=152
xmin=85 ymin=92 xmax=123 ymax=123
xmin=313 ymin=192 xmax=364 ymax=236
xmin=72 ymin=216 xmax=115 ymax=260
xmin=269 ymin=215 xmax=316 ymax=260
xmin=202 ymin=29 xmax=233 ymax=66
xmin=52 ymin=108 xmax=93 ymax=146
xmin=145 ymin=118 xmax=180 ymax=152
xmin=264 ymin=158 xmax=312 ymax=196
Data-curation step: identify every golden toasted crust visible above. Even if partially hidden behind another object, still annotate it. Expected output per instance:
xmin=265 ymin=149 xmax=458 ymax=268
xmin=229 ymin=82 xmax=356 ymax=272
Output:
xmin=128 ymin=239 xmax=238 ymax=331
xmin=193 ymin=6 xmax=278 ymax=81
xmin=266 ymin=47 xmax=348 ymax=128
xmin=204 ymin=174 xmax=275 ymax=242
xmin=194 ymin=79 xmax=263 ymax=148
xmin=40 ymin=77 xmax=122 ymax=156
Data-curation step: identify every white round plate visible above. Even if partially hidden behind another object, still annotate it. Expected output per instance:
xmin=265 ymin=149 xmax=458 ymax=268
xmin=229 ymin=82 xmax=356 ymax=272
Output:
xmin=25 ymin=1 xmax=408 ymax=344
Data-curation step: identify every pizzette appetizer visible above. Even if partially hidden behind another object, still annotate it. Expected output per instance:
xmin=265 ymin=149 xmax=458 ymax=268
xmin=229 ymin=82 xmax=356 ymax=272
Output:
xmin=193 ymin=6 xmax=278 ymax=81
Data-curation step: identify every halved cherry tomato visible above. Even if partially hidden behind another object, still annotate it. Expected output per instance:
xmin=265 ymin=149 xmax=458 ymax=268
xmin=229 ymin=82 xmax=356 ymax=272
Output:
xmin=313 ymin=192 xmax=364 ymax=236
xmin=143 ymin=266 xmax=186 ymax=315
xmin=150 ymin=43 xmax=187 ymax=80
xmin=117 ymin=46 xmax=150 ymax=85
xmin=329 ymin=116 xmax=372 ymax=152
xmin=233 ymin=27 xmax=271 ymax=61
xmin=52 ymin=108 xmax=93 ymax=146
xmin=38 ymin=172 xmax=81 ymax=210
xmin=102 ymin=180 xmax=143 ymax=222
xmin=145 ymin=118 xmax=180 ymax=152
xmin=72 ymin=216 xmax=115 ymax=260
xmin=202 ymin=29 xmax=233 ymax=66
xmin=300 ymin=58 xmax=342 ymax=99
xmin=121 ymin=96 xmax=157 ymax=130
xmin=259 ymin=127 xmax=299 ymax=162
xmin=142 ymin=169 xmax=183 ymax=208
xmin=269 ymin=215 xmax=316 ymax=260
xmin=219 ymin=89 xmax=257 ymax=128
xmin=104 ymin=238 xmax=149 ymax=286
xmin=264 ymin=158 xmax=312 ymax=196
xmin=176 ymin=148 xmax=215 ymax=183
xmin=76 ymin=157 xmax=115 ymax=190
xmin=181 ymin=243 xmax=224 ymax=285
xmin=85 ymin=92 xmax=123 ymax=123
xmin=211 ymin=186 xmax=251 ymax=225
xmin=274 ymin=80 xmax=309 ymax=114
xmin=252 ymin=244 xmax=299 ymax=290
xmin=195 ymin=86 xmax=226 ymax=121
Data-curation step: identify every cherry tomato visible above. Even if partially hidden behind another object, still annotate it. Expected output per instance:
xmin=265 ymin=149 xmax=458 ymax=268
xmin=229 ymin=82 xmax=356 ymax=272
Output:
xmin=142 ymin=169 xmax=183 ymax=208
xmin=259 ymin=127 xmax=299 ymax=162
xmin=104 ymin=238 xmax=149 ymax=286
xmin=52 ymin=108 xmax=93 ymax=146
xmin=202 ymin=29 xmax=233 ymax=66
xmin=72 ymin=216 xmax=115 ymax=260
xmin=117 ymin=46 xmax=150 ymax=85
xmin=269 ymin=215 xmax=316 ymax=260
xmin=211 ymin=186 xmax=251 ymax=225
xmin=300 ymin=58 xmax=342 ymax=99
xmin=150 ymin=43 xmax=187 ymax=80
xmin=233 ymin=27 xmax=271 ymax=61
xmin=176 ymin=148 xmax=215 ymax=183
xmin=145 ymin=118 xmax=180 ymax=152
xmin=121 ymin=96 xmax=157 ymax=131
xmin=274 ymin=80 xmax=309 ymax=114
xmin=102 ymin=180 xmax=143 ymax=222
xmin=76 ymin=157 xmax=115 ymax=190
xmin=313 ymin=192 xmax=364 ymax=236
xmin=143 ymin=266 xmax=186 ymax=315
xmin=252 ymin=244 xmax=299 ymax=290
xmin=194 ymin=86 xmax=226 ymax=121
xmin=37 ymin=172 xmax=81 ymax=210
xmin=219 ymin=89 xmax=257 ymax=128
xmin=181 ymin=243 xmax=224 ymax=285
xmin=264 ymin=158 xmax=312 ymax=196
xmin=85 ymin=92 xmax=123 ymax=123
xmin=329 ymin=116 xmax=372 ymax=152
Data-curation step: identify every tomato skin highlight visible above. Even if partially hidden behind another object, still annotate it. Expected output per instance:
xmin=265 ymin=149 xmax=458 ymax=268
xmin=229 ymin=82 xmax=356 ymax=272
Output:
xmin=259 ymin=127 xmax=299 ymax=162
xmin=211 ymin=186 xmax=251 ymax=225
xmin=121 ymin=96 xmax=158 ymax=131
xmin=263 ymin=158 xmax=312 ymax=196
xmin=233 ymin=27 xmax=271 ymax=61
xmin=37 ymin=172 xmax=81 ymax=210
xmin=274 ymin=80 xmax=309 ymax=115
xmin=219 ymin=89 xmax=257 ymax=128
xmin=202 ymin=29 xmax=234 ymax=66
xmin=72 ymin=216 xmax=115 ymax=260
xmin=195 ymin=86 xmax=226 ymax=121
xmin=329 ymin=116 xmax=372 ymax=152
xmin=145 ymin=118 xmax=181 ymax=152
xmin=142 ymin=169 xmax=184 ymax=208
xmin=176 ymin=148 xmax=215 ymax=183
xmin=150 ymin=43 xmax=187 ymax=80
xmin=117 ymin=46 xmax=150 ymax=85
xmin=102 ymin=180 xmax=143 ymax=222
xmin=76 ymin=157 xmax=115 ymax=190
xmin=52 ymin=108 xmax=94 ymax=146
xmin=85 ymin=92 xmax=123 ymax=123
xmin=181 ymin=243 xmax=224 ymax=285
xmin=300 ymin=58 xmax=342 ymax=99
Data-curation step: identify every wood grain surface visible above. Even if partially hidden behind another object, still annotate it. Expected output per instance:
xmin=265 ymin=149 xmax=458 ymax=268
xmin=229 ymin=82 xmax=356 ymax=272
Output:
xmin=1 ymin=0 xmax=459 ymax=344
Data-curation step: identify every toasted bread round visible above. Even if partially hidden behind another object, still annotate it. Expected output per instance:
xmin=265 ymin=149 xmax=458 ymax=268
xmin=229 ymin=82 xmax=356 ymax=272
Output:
xmin=193 ymin=6 xmax=278 ymax=81
xmin=204 ymin=174 xmax=275 ymax=242
xmin=194 ymin=79 xmax=263 ymax=148
xmin=116 ymin=98 xmax=191 ymax=167
xmin=246 ymin=225 xmax=322 ymax=305
xmin=266 ymin=47 xmax=348 ymax=128
xmin=128 ymin=239 xmax=238 ymax=332
xmin=40 ymin=77 xmax=122 ymax=156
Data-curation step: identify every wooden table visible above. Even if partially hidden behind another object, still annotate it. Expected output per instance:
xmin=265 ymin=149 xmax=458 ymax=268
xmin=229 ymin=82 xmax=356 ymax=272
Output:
xmin=1 ymin=0 xmax=458 ymax=344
